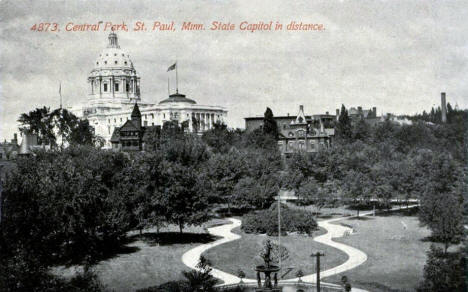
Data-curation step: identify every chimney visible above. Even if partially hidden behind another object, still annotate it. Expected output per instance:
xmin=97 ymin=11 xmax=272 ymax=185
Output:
xmin=441 ymin=92 xmax=447 ymax=123
xmin=373 ymin=107 xmax=377 ymax=117
xmin=336 ymin=109 xmax=339 ymax=121
xmin=299 ymin=105 xmax=304 ymax=112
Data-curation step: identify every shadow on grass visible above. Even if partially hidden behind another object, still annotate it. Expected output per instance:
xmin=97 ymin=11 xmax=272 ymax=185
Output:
xmin=347 ymin=216 xmax=374 ymax=221
xmin=377 ymin=207 xmax=419 ymax=217
xmin=133 ymin=232 xmax=220 ymax=246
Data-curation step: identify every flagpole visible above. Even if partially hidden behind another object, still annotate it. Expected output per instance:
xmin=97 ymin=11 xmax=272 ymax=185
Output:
xmin=278 ymin=194 xmax=281 ymax=271
xmin=59 ymin=82 xmax=62 ymax=109
xmin=175 ymin=61 xmax=179 ymax=94
xmin=168 ymin=77 xmax=170 ymax=96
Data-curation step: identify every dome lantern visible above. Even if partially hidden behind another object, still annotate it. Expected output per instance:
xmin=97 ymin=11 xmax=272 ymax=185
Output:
xmin=107 ymin=32 xmax=120 ymax=49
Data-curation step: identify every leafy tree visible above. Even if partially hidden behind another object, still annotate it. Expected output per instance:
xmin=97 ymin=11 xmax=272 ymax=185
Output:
xmin=233 ymin=174 xmax=279 ymax=210
xmin=263 ymin=107 xmax=278 ymax=138
xmin=202 ymin=122 xmax=240 ymax=153
xmin=18 ymin=107 xmax=96 ymax=147
xmin=418 ymin=245 xmax=466 ymax=292
xmin=205 ymin=150 xmax=248 ymax=212
xmin=157 ymin=162 xmax=210 ymax=233
xmin=336 ymin=104 xmax=352 ymax=140
xmin=182 ymin=256 xmax=218 ymax=292
xmin=419 ymin=188 xmax=464 ymax=253
xmin=341 ymin=170 xmax=373 ymax=216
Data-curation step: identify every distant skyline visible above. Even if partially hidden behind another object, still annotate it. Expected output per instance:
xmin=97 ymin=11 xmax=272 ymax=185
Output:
xmin=1 ymin=0 xmax=467 ymax=141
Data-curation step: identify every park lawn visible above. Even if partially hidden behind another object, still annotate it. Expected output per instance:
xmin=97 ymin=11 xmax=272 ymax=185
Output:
xmin=53 ymin=222 xmax=226 ymax=292
xmin=203 ymin=227 xmax=348 ymax=280
xmin=324 ymin=213 xmax=432 ymax=292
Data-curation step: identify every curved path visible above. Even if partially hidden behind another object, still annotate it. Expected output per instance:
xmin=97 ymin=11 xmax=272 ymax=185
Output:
xmin=181 ymin=205 xmax=418 ymax=290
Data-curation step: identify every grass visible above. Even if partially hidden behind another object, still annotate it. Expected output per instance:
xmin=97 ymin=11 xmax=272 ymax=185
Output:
xmin=324 ymin=213 xmax=432 ymax=292
xmin=203 ymin=226 xmax=348 ymax=280
xmin=52 ymin=222 xmax=220 ymax=292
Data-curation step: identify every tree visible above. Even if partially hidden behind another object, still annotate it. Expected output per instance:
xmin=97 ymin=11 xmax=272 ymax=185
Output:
xmin=237 ymin=270 xmax=245 ymax=283
xmin=182 ymin=256 xmax=218 ymax=292
xmin=336 ymin=104 xmax=352 ymax=140
xmin=233 ymin=174 xmax=279 ymax=210
xmin=263 ymin=107 xmax=278 ymax=138
xmin=296 ymin=178 xmax=335 ymax=216
xmin=18 ymin=106 xmax=55 ymax=145
xmin=18 ymin=107 xmax=96 ymax=147
xmin=341 ymin=170 xmax=373 ymax=216
xmin=295 ymin=270 xmax=304 ymax=282
xmin=419 ymin=188 xmax=464 ymax=253
xmin=157 ymin=162 xmax=210 ymax=233
xmin=202 ymin=122 xmax=239 ymax=153
xmin=205 ymin=150 xmax=248 ymax=212
xmin=418 ymin=245 xmax=466 ymax=292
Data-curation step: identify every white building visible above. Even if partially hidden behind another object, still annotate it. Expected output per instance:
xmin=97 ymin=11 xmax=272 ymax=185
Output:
xmin=70 ymin=32 xmax=227 ymax=147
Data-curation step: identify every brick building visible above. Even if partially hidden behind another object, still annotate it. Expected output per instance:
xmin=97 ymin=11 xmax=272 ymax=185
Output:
xmin=245 ymin=105 xmax=335 ymax=155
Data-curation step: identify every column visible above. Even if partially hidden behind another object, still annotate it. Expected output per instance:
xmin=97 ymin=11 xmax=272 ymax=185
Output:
xmin=111 ymin=76 xmax=115 ymax=97
xmin=99 ymin=77 xmax=102 ymax=98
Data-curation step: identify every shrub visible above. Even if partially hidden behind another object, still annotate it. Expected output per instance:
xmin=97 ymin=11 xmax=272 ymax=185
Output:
xmin=241 ymin=203 xmax=317 ymax=236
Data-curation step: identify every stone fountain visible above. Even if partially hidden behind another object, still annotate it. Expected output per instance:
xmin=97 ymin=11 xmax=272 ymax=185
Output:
xmin=255 ymin=240 xmax=282 ymax=292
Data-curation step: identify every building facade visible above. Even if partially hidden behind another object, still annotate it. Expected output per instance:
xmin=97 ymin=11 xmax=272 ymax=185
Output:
xmin=70 ymin=32 xmax=227 ymax=148
xmin=245 ymin=105 xmax=335 ymax=155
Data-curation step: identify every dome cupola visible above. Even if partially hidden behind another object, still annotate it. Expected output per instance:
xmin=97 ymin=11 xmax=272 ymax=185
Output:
xmin=87 ymin=32 xmax=141 ymax=106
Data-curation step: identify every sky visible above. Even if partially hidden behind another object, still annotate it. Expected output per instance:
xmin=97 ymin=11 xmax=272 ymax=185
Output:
xmin=1 ymin=0 xmax=467 ymax=141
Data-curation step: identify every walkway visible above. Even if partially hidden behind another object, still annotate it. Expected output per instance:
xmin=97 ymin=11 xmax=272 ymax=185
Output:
xmin=181 ymin=205 xmax=418 ymax=291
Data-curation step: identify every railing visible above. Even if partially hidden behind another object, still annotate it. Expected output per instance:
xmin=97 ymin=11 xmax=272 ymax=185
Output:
xmin=216 ymin=281 xmax=345 ymax=292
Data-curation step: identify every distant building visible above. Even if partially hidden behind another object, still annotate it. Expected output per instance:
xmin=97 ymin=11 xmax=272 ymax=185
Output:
xmin=70 ymin=32 xmax=227 ymax=148
xmin=245 ymin=105 xmax=335 ymax=155
xmin=110 ymin=103 xmax=164 ymax=152
xmin=0 ymin=133 xmax=19 ymax=160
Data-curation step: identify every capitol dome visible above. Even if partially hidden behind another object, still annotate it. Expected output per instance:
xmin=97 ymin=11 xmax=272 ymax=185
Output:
xmin=87 ymin=32 xmax=140 ymax=105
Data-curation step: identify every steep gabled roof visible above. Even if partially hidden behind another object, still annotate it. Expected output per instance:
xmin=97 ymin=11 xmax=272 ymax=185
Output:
xmin=120 ymin=119 xmax=140 ymax=131
xmin=110 ymin=127 xmax=120 ymax=143
xmin=131 ymin=103 xmax=141 ymax=119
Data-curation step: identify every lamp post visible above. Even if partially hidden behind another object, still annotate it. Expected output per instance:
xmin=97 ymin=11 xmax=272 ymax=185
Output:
xmin=311 ymin=252 xmax=325 ymax=292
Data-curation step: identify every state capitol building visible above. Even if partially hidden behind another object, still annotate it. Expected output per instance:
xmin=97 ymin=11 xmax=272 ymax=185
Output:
xmin=70 ymin=32 xmax=227 ymax=148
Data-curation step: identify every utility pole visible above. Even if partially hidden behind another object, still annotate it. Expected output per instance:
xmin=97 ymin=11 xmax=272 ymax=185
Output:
xmin=311 ymin=252 xmax=325 ymax=292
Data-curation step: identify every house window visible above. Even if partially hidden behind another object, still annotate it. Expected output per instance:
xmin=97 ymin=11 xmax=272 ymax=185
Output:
xmin=144 ymin=121 xmax=148 ymax=126
xmin=104 ymin=83 xmax=108 ymax=92
xmin=108 ymin=119 xmax=110 ymax=123
xmin=144 ymin=114 xmax=147 ymax=119
xmin=115 ymin=83 xmax=119 ymax=91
